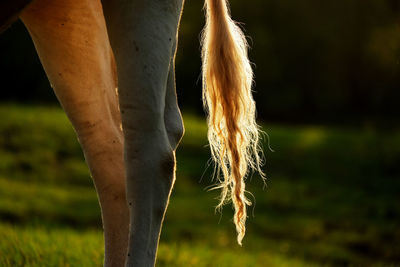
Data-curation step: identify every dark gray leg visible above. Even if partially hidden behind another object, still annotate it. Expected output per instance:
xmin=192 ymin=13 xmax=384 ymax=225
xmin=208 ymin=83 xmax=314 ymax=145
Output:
xmin=101 ymin=1 xmax=184 ymax=266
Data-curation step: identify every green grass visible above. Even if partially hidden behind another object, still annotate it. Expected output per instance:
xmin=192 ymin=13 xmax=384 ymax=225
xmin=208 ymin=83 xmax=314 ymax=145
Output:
xmin=0 ymin=104 xmax=399 ymax=266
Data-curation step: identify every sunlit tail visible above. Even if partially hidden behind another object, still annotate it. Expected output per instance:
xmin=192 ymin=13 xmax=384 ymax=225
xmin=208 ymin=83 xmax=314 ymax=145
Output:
xmin=201 ymin=0 xmax=265 ymax=245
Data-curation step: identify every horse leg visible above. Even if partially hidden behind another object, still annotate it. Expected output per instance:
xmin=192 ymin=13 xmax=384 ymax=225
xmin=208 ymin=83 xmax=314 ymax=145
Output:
xmin=20 ymin=0 xmax=129 ymax=266
xmin=101 ymin=0 xmax=185 ymax=265
xmin=164 ymin=42 xmax=185 ymax=151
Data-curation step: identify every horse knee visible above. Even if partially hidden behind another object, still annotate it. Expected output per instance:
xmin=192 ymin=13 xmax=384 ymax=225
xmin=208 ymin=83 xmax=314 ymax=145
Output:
xmin=172 ymin=117 xmax=184 ymax=149
xmin=123 ymin=132 xmax=177 ymax=197
xmin=165 ymin=110 xmax=184 ymax=150
xmin=73 ymin=119 xmax=124 ymax=187
xmin=164 ymin=45 xmax=184 ymax=150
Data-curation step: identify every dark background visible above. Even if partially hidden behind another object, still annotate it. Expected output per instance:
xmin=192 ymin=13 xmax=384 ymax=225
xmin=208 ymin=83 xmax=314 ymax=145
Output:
xmin=1 ymin=0 xmax=399 ymax=127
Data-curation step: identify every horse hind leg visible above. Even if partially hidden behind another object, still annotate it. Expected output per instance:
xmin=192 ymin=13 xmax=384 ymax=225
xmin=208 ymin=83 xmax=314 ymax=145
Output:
xmin=101 ymin=0 xmax=185 ymax=265
xmin=20 ymin=0 xmax=129 ymax=266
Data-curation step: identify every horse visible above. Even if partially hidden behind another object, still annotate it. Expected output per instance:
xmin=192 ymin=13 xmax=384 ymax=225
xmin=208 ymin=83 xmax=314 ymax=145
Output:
xmin=0 ymin=0 xmax=263 ymax=266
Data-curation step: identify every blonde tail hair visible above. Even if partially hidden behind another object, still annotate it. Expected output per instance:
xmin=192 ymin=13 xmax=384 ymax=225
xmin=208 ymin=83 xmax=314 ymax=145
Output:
xmin=201 ymin=0 xmax=265 ymax=245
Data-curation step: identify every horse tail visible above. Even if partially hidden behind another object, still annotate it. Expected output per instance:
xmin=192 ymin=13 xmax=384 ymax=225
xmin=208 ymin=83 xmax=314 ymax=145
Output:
xmin=201 ymin=0 xmax=265 ymax=245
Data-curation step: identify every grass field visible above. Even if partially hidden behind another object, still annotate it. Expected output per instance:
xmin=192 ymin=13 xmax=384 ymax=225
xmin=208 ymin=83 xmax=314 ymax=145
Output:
xmin=0 ymin=104 xmax=399 ymax=266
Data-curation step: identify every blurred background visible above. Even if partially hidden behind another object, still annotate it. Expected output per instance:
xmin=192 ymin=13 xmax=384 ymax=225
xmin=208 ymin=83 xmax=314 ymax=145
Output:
xmin=0 ymin=0 xmax=399 ymax=266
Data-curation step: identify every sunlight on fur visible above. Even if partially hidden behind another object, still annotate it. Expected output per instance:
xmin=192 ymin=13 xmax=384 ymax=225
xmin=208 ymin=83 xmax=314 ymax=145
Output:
xmin=201 ymin=0 xmax=265 ymax=245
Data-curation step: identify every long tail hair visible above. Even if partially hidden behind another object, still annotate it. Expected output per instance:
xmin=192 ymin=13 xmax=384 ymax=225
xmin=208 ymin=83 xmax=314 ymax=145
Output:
xmin=201 ymin=0 xmax=265 ymax=245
